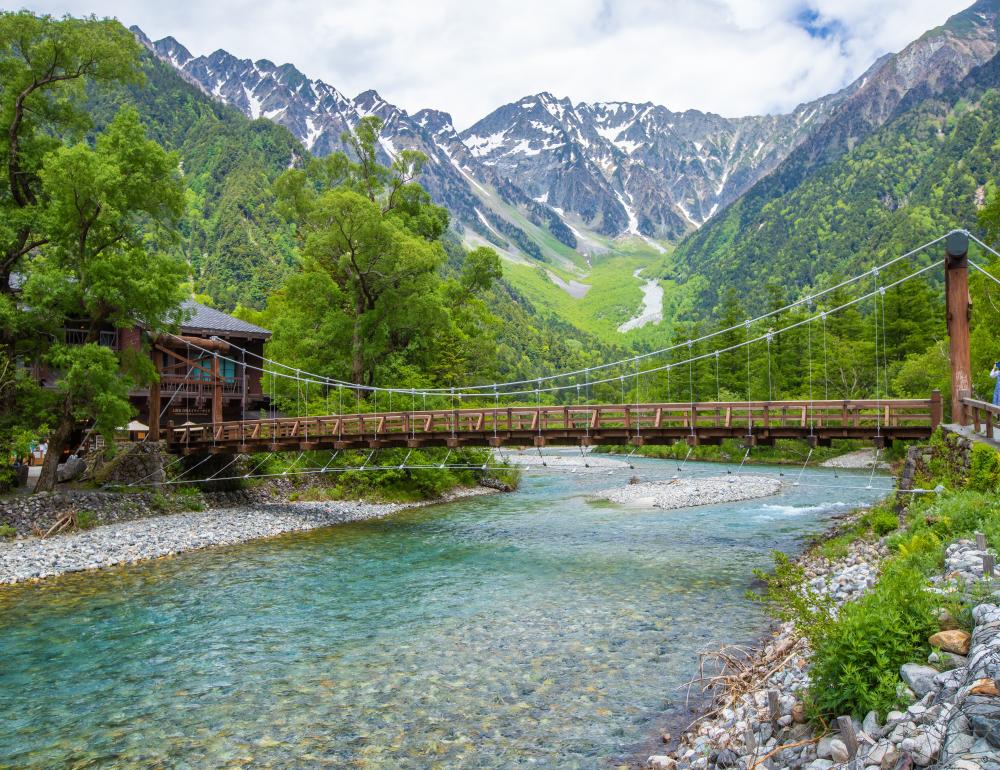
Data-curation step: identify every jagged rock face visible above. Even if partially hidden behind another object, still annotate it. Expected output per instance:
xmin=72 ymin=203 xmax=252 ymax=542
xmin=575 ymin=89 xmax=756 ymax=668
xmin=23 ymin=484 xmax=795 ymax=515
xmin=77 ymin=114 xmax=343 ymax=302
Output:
xmin=133 ymin=27 xmax=561 ymax=256
xmin=461 ymin=92 xmax=851 ymax=238
xmin=131 ymin=0 xmax=1000 ymax=258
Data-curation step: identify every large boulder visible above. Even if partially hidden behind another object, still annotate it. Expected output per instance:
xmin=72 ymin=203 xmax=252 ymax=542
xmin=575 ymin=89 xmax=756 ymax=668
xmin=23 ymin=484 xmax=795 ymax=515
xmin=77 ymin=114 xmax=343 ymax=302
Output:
xmin=56 ymin=455 xmax=86 ymax=483
xmin=900 ymin=664 xmax=939 ymax=697
xmin=929 ymin=629 xmax=971 ymax=656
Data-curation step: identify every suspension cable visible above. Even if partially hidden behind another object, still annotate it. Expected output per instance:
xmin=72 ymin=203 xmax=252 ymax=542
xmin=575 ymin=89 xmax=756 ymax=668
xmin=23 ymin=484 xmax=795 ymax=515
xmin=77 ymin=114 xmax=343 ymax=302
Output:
xmin=209 ymin=235 xmax=948 ymax=398
xmin=163 ymin=258 xmax=944 ymax=402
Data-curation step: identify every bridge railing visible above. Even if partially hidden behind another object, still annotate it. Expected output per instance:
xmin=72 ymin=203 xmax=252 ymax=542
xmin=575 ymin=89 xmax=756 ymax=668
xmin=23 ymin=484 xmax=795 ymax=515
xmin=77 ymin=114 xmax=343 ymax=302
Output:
xmin=962 ymin=397 xmax=1000 ymax=439
xmin=167 ymin=396 xmax=939 ymax=448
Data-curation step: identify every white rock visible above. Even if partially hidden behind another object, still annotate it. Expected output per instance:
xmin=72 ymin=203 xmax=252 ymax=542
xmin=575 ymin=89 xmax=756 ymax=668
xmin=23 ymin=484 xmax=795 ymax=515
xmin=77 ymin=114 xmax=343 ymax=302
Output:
xmin=829 ymin=739 xmax=850 ymax=763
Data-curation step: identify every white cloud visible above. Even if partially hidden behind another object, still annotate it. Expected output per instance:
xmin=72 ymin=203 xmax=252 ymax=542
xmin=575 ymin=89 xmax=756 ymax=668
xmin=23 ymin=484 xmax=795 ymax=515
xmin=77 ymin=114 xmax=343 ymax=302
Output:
xmin=11 ymin=0 xmax=976 ymax=128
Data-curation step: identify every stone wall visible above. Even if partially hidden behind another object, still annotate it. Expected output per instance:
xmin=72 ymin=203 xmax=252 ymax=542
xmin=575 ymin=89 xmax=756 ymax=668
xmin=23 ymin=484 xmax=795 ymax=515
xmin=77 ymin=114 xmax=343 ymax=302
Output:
xmin=896 ymin=430 xmax=975 ymax=516
xmin=88 ymin=441 xmax=169 ymax=486
xmin=0 ymin=489 xmax=202 ymax=536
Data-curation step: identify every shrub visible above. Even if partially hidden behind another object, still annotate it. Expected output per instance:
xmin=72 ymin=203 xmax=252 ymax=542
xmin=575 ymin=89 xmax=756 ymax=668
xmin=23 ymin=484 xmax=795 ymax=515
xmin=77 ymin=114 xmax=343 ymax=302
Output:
xmin=967 ymin=443 xmax=1000 ymax=492
xmin=807 ymin=565 xmax=937 ymax=719
xmin=149 ymin=490 xmax=170 ymax=513
xmin=867 ymin=508 xmax=900 ymax=536
xmin=753 ymin=551 xmax=836 ymax=642
xmin=757 ymin=552 xmax=937 ymax=720
xmin=174 ymin=486 xmax=205 ymax=511
xmin=858 ymin=502 xmax=899 ymax=537
xmin=76 ymin=510 xmax=97 ymax=530
xmin=0 ymin=523 xmax=16 ymax=538
xmin=0 ymin=465 xmax=15 ymax=493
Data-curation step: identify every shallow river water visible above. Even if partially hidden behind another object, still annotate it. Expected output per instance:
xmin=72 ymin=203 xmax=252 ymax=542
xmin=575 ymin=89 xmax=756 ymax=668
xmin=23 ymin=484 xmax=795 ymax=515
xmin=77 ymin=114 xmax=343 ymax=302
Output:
xmin=0 ymin=458 xmax=887 ymax=769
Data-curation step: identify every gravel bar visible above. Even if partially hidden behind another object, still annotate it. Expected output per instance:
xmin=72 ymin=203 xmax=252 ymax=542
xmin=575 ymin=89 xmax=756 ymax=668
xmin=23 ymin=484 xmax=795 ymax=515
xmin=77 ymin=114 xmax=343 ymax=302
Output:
xmin=0 ymin=487 xmax=495 ymax=586
xmin=595 ymin=475 xmax=782 ymax=509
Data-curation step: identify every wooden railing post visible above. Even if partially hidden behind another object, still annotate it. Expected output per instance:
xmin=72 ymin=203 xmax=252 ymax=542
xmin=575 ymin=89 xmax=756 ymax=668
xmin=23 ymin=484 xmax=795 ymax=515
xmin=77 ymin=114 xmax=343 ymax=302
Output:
xmin=945 ymin=231 xmax=972 ymax=425
xmin=211 ymin=352 xmax=223 ymax=425
xmin=930 ymin=389 xmax=942 ymax=429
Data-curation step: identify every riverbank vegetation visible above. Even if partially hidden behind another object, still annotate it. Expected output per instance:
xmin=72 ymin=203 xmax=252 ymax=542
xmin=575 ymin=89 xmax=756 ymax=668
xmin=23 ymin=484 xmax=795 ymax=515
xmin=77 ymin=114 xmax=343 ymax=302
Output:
xmin=756 ymin=429 xmax=1000 ymax=720
xmin=251 ymin=449 xmax=520 ymax=503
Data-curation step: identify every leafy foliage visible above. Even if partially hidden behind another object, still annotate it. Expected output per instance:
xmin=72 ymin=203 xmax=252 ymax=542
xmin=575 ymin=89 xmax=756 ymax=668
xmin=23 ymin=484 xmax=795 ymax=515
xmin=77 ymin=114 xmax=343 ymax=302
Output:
xmin=807 ymin=565 xmax=937 ymax=718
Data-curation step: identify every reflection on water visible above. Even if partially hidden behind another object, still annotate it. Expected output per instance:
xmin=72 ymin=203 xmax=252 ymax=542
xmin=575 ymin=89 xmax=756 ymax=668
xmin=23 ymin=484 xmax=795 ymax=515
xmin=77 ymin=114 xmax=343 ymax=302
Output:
xmin=0 ymin=459 xmax=886 ymax=768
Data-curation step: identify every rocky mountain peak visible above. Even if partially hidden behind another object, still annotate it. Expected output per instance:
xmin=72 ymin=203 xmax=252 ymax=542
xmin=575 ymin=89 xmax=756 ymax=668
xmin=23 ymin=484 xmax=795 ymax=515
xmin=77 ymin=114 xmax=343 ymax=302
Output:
xmin=136 ymin=1 xmax=1000 ymax=263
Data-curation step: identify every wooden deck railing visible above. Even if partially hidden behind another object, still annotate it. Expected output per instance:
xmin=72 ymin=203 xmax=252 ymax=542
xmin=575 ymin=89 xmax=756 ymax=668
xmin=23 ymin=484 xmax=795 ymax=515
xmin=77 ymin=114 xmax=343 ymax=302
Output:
xmin=962 ymin=397 xmax=1000 ymax=440
xmin=166 ymin=395 xmax=941 ymax=453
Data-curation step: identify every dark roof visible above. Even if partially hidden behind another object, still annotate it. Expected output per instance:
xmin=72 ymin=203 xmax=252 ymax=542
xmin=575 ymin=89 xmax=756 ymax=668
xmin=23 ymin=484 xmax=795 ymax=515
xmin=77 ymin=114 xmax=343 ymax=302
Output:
xmin=180 ymin=300 xmax=270 ymax=338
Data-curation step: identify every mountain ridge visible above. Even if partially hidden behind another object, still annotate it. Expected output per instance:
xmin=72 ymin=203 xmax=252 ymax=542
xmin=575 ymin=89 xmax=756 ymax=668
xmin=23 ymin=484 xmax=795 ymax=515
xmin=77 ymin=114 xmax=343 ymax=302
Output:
xmin=128 ymin=0 xmax=1000 ymax=333
xmin=128 ymin=23 xmax=892 ymax=262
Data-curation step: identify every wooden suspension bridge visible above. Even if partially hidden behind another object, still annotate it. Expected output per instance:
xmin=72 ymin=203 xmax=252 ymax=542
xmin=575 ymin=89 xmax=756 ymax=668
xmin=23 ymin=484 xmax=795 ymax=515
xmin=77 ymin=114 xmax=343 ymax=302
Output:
xmin=163 ymin=230 xmax=984 ymax=457
xmin=166 ymin=397 xmax=942 ymax=454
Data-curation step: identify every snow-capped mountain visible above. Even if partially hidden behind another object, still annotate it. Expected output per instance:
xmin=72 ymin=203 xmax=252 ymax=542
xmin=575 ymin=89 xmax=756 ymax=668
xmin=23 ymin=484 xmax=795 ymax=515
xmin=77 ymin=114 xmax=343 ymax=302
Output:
xmin=132 ymin=1 xmax=1000 ymax=263
xmin=461 ymin=90 xmax=858 ymax=239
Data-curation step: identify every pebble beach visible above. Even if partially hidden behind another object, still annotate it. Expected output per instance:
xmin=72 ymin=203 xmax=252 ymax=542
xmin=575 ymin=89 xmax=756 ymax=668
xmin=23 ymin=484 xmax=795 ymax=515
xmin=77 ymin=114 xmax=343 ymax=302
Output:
xmin=0 ymin=487 xmax=495 ymax=585
xmin=596 ymin=475 xmax=783 ymax=510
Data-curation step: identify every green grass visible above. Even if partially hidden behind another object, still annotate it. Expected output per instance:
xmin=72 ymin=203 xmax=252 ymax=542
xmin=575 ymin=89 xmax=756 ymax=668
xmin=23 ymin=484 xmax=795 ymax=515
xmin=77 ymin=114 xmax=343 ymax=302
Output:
xmin=501 ymin=248 xmax=679 ymax=340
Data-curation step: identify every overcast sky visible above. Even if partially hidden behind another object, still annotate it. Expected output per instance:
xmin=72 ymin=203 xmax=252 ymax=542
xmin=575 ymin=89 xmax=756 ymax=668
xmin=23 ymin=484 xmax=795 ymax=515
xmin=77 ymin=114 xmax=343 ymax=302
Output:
xmin=8 ymin=0 xmax=975 ymax=128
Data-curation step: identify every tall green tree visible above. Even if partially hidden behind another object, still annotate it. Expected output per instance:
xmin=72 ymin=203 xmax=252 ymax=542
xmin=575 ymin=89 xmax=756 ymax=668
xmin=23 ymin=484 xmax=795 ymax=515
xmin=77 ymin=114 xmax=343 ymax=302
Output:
xmin=0 ymin=12 xmax=154 ymax=487
xmin=0 ymin=12 xmax=140 ymax=314
xmin=24 ymin=107 xmax=186 ymax=491
xmin=273 ymin=116 xmax=497 ymax=390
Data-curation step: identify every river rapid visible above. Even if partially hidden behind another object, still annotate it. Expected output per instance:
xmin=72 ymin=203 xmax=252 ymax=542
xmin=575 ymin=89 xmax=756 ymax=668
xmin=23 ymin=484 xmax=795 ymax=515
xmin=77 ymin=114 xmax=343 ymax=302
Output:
xmin=0 ymin=458 xmax=888 ymax=768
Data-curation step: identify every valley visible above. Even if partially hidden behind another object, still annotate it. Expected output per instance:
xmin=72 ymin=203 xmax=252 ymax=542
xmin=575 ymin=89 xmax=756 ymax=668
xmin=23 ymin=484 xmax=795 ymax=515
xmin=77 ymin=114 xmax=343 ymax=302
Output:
xmin=4 ymin=4 xmax=1000 ymax=770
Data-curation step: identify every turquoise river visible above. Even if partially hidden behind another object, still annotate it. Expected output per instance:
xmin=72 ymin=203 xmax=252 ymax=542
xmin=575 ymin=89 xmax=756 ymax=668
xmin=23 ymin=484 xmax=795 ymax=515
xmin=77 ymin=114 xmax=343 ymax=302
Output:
xmin=0 ymin=458 xmax=887 ymax=768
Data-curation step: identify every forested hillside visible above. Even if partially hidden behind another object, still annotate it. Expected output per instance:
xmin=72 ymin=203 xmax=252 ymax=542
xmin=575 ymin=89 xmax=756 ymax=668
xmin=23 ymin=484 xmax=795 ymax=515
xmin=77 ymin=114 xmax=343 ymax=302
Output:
xmin=86 ymin=50 xmax=304 ymax=309
xmin=670 ymin=46 xmax=1000 ymax=316
xmin=82 ymin=42 xmax=627 ymax=383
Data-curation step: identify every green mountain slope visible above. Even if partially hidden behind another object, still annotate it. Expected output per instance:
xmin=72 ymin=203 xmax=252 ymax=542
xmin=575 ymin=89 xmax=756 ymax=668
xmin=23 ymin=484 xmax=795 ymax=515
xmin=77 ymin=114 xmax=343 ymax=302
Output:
xmin=668 ymin=0 xmax=1000 ymax=314
xmin=667 ymin=47 xmax=1000 ymax=316
xmin=87 ymin=49 xmax=305 ymax=309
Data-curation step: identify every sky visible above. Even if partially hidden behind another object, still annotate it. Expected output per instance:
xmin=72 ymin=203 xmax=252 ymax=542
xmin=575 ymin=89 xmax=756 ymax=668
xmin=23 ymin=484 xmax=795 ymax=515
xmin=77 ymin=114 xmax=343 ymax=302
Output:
xmin=9 ymin=0 xmax=976 ymax=128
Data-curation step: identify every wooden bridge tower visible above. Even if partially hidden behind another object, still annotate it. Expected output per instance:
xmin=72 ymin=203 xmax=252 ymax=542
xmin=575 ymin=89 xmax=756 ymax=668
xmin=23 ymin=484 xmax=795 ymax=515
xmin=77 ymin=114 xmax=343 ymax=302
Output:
xmin=945 ymin=231 xmax=972 ymax=424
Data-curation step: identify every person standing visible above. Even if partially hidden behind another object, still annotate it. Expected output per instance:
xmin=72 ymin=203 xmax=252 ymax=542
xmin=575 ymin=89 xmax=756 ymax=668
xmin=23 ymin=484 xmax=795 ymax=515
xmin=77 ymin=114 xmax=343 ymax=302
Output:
xmin=991 ymin=362 xmax=1000 ymax=407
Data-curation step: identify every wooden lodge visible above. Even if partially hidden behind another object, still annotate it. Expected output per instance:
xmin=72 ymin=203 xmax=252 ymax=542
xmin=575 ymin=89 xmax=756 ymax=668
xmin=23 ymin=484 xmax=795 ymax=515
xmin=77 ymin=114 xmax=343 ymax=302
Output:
xmin=32 ymin=300 xmax=271 ymax=442
xmin=137 ymin=301 xmax=271 ymax=439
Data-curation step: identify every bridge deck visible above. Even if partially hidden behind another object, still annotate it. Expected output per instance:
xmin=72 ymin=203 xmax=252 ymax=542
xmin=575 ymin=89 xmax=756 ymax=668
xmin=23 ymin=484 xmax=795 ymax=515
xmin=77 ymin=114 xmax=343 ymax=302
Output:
xmin=167 ymin=397 xmax=941 ymax=454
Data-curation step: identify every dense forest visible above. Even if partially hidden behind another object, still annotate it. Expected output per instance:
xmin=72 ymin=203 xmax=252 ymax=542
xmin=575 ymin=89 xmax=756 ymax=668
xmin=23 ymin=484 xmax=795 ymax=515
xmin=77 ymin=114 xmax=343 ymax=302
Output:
xmin=4 ymin=11 xmax=1000 ymax=494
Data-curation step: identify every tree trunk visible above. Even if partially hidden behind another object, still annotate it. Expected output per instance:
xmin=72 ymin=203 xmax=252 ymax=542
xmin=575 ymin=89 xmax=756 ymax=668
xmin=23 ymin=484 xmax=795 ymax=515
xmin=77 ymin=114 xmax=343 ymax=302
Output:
xmin=35 ymin=398 xmax=74 ymax=493
xmin=351 ymin=313 xmax=365 ymax=386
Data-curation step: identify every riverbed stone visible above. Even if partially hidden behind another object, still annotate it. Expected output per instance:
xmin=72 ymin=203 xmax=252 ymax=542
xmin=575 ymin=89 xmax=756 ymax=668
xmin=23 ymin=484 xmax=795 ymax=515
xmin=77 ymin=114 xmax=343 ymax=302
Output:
xmin=901 ymin=664 xmax=939 ymax=697
xmin=829 ymin=739 xmax=849 ymax=763
xmin=929 ymin=630 xmax=971 ymax=656
xmin=969 ymin=715 xmax=1000 ymax=748
xmin=648 ymin=756 xmax=677 ymax=770
xmin=816 ymin=736 xmax=835 ymax=759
